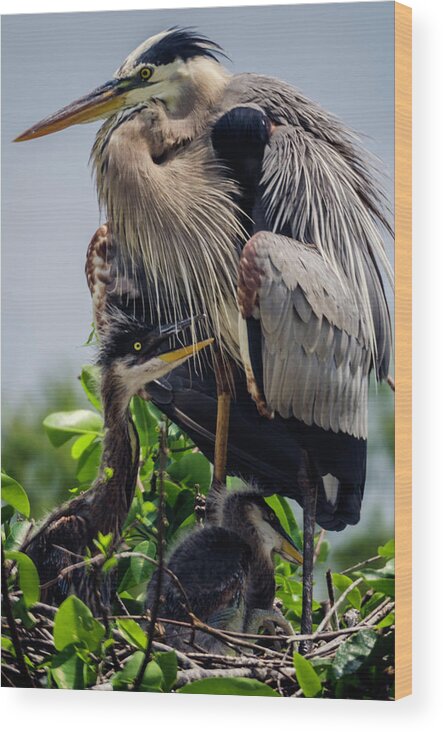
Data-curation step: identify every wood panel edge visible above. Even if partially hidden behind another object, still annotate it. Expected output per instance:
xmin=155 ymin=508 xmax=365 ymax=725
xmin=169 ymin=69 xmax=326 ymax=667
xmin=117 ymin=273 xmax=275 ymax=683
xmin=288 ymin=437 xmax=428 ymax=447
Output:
xmin=394 ymin=0 xmax=412 ymax=701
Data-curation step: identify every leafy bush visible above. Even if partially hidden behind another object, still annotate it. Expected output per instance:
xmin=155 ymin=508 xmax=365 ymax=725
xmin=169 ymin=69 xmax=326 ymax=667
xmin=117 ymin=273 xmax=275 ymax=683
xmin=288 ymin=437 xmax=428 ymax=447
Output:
xmin=1 ymin=367 xmax=395 ymax=697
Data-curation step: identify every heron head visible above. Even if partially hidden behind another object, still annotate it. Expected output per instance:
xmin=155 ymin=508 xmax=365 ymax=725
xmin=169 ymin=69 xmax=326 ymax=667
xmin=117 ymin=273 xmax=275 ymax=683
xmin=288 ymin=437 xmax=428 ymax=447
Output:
xmin=223 ymin=492 xmax=303 ymax=565
xmin=99 ymin=308 xmax=213 ymax=400
xmin=14 ymin=28 xmax=229 ymax=142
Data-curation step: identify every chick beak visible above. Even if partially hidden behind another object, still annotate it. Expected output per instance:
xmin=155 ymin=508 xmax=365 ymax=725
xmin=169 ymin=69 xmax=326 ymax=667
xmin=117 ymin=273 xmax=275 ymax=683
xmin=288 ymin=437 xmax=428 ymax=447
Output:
xmin=278 ymin=529 xmax=304 ymax=565
xmin=14 ymin=79 xmax=127 ymax=142
xmin=158 ymin=338 xmax=214 ymax=364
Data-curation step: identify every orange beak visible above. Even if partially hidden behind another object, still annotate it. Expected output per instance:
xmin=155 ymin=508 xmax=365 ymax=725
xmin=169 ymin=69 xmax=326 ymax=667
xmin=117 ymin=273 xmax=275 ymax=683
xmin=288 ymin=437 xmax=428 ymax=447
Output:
xmin=158 ymin=338 xmax=214 ymax=364
xmin=14 ymin=79 xmax=127 ymax=142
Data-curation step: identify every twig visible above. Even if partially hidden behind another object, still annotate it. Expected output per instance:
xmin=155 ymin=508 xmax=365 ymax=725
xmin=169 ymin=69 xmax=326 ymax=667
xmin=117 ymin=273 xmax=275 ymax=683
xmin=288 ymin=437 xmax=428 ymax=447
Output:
xmin=340 ymin=554 xmax=383 ymax=575
xmin=313 ymin=529 xmax=326 ymax=565
xmin=325 ymin=569 xmax=339 ymax=630
xmin=363 ymin=599 xmax=394 ymax=626
xmin=387 ymin=374 xmax=395 ymax=392
xmin=133 ymin=422 xmax=168 ymax=690
xmin=314 ymin=577 xmax=363 ymax=636
xmin=1 ymin=542 xmax=35 ymax=688
xmin=174 ymin=665 xmax=294 ymax=689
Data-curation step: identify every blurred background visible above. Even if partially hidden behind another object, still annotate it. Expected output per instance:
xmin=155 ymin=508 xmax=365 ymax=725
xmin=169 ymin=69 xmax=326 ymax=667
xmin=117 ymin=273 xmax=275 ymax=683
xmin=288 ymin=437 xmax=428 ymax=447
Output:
xmin=1 ymin=2 xmax=394 ymax=579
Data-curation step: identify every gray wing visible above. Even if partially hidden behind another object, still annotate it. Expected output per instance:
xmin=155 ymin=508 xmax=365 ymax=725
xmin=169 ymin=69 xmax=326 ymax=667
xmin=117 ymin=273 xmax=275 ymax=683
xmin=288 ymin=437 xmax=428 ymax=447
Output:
xmin=238 ymin=232 xmax=385 ymax=440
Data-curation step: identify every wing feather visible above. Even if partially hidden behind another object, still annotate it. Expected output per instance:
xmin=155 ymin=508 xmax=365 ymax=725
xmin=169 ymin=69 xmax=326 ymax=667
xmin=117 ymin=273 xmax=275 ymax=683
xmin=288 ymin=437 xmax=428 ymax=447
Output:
xmin=238 ymin=233 xmax=379 ymax=438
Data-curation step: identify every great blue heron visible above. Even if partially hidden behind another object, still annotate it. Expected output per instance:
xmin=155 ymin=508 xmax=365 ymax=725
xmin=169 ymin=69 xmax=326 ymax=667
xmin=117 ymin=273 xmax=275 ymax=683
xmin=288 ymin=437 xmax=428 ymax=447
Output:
xmin=147 ymin=487 xmax=303 ymax=653
xmin=15 ymin=27 xmax=392 ymax=640
xmin=21 ymin=308 xmax=213 ymax=611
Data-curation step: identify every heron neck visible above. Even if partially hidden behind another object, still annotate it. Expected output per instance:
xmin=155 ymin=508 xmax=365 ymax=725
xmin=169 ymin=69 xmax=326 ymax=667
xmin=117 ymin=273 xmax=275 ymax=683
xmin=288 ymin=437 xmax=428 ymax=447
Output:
xmin=90 ymin=387 xmax=140 ymax=538
xmin=91 ymin=101 xmax=244 ymax=363
xmin=246 ymin=547 xmax=276 ymax=611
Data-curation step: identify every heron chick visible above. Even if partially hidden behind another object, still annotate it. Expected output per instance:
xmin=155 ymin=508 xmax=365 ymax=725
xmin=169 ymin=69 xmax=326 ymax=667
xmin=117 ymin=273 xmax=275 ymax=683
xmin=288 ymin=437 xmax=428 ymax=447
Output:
xmin=147 ymin=488 xmax=302 ymax=653
xmin=22 ymin=310 xmax=213 ymax=611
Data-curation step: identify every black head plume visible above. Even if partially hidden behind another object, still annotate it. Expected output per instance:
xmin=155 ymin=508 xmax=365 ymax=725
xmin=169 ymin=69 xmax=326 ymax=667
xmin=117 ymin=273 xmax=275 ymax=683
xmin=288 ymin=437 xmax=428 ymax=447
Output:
xmin=135 ymin=27 xmax=228 ymax=67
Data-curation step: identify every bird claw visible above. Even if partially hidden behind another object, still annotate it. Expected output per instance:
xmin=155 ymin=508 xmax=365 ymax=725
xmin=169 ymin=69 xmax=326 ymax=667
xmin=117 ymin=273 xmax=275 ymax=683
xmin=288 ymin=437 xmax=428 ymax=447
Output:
xmin=246 ymin=607 xmax=294 ymax=638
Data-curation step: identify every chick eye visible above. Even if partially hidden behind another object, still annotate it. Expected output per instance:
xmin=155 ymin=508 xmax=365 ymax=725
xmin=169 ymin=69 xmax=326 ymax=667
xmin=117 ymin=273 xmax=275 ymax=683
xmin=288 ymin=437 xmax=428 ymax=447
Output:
xmin=140 ymin=66 xmax=153 ymax=81
xmin=133 ymin=341 xmax=142 ymax=351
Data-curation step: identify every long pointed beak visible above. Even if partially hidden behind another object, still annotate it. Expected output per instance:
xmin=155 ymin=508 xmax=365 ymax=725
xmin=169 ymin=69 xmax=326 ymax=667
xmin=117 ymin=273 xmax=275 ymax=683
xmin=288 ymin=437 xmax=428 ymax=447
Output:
xmin=278 ymin=530 xmax=304 ymax=565
xmin=158 ymin=338 xmax=214 ymax=364
xmin=14 ymin=79 xmax=127 ymax=142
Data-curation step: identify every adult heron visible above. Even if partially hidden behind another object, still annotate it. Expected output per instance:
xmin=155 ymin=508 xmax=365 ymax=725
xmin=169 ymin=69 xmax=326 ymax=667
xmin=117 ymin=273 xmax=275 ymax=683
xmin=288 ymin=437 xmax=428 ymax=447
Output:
xmin=15 ymin=27 xmax=392 ymax=639
xmin=147 ymin=487 xmax=303 ymax=654
xmin=22 ymin=308 xmax=213 ymax=611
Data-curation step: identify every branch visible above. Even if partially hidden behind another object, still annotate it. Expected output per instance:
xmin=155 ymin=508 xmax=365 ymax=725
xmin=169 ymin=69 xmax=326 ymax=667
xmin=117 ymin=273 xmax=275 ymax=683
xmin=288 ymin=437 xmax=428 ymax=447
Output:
xmin=325 ymin=569 xmax=339 ymax=630
xmin=314 ymin=577 xmax=363 ymax=636
xmin=133 ymin=421 xmax=168 ymax=690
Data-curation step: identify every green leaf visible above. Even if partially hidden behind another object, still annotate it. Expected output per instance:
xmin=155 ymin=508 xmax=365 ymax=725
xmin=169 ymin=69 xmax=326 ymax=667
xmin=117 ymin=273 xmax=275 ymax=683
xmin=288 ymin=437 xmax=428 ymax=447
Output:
xmin=131 ymin=541 xmax=156 ymax=583
xmin=11 ymin=596 xmax=36 ymax=629
xmin=362 ymin=577 xmax=395 ymax=597
xmin=164 ymin=480 xmax=183 ymax=508
xmin=316 ymin=539 xmax=330 ymax=564
xmin=71 ymin=433 xmax=97 ymax=460
xmin=50 ymin=645 xmax=85 ymax=690
xmin=378 ymin=539 xmax=395 ymax=559
xmin=331 ymin=629 xmax=378 ymax=680
xmin=332 ymin=573 xmax=361 ymax=610
xmin=118 ymin=541 xmax=156 ymax=593
xmin=168 ymin=452 xmax=211 ymax=492
xmin=43 ymin=409 xmax=103 ymax=447
xmin=116 ymin=619 xmax=147 ymax=651
xmin=75 ymin=440 xmax=102 ymax=483
xmin=1 ymin=472 xmax=30 ymax=518
xmin=53 ymin=596 xmax=105 ymax=652
xmin=178 ymin=678 xmax=280 ymax=696
xmin=361 ymin=592 xmax=385 ymax=619
xmin=111 ymin=652 xmax=163 ymax=692
xmin=377 ymin=612 xmax=395 ymax=629
xmin=356 ymin=562 xmax=395 ymax=597
xmin=4 ymin=518 xmax=32 ymax=550
xmin=80 ymin=365 xmax=102 ymax=411
xmin=1 ymin=505 xmax=15 ymax=526
xmin=155 ymin=651 xmax=178 ymax=692
xmin=5 ymin=551 xmax=40 ymax=607
xmin=265 ymin=495 xmax=302 ymax=548
xmin=131 ymin=397 xmax=159 ymax=451
xmin=2 ymin=635 xmax=15 ymax=656
xmin=293 ymin=652 xmax=322 ymax=697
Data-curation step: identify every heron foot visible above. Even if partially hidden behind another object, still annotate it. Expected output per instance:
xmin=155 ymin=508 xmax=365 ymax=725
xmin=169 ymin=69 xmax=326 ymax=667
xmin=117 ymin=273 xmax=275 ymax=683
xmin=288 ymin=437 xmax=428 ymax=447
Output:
xmin=246 ymin=607 xmax=294 ymax=637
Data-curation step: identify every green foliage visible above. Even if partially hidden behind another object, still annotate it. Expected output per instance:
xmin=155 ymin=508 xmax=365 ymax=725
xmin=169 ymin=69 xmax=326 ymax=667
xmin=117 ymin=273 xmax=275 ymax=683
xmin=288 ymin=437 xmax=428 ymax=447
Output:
xmin=4 ymin=550 xmax=40 ymax=607
xmin=43 ymin=409 xmax=104 ymax=448
xmin=1 ymin=366 xmax=395 ymax=697
xmin=1 ymin=472 xmax=30 ymax=518
xmin=332 ymin=573 xmax=362 ymax=610
xmin=177 ymin=678 xmax=280 ymax=696
xmin=53 ymin=597 xmax=105 ymax=652
xmin=293 ymin=653 xmax=322 ymax=697
xmin=112 ymin=653 xmax=163 ymax=692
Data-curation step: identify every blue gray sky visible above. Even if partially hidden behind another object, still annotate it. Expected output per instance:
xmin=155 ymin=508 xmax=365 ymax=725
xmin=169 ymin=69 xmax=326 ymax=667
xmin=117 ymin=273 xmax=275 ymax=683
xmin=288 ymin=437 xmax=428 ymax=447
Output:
xmin=2 ymin=2 xmax=394 ymax=409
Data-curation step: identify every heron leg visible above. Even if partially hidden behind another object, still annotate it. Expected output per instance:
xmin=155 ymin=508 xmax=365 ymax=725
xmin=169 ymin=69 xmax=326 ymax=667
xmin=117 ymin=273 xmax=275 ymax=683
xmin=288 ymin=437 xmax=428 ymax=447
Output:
xmin=299 ymin=468 xmax=318 ymax=655
xmin=205 ymin=353 xmax=232 ymax=524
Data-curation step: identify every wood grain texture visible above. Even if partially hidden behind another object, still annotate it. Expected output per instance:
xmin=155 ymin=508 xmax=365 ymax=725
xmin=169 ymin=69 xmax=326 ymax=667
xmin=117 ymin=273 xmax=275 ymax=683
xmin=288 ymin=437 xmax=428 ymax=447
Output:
xmin=394 ymin=1 xmax=412 ymax=701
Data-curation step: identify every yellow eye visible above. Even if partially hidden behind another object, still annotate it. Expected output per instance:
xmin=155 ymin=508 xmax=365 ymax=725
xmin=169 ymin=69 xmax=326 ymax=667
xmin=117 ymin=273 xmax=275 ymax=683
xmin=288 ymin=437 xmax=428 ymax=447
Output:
xmin=133 ymin=341 xmax=142 ymax=351
xmin=140 ymin=67 xmax=153 ymax=81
